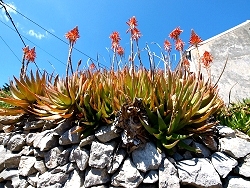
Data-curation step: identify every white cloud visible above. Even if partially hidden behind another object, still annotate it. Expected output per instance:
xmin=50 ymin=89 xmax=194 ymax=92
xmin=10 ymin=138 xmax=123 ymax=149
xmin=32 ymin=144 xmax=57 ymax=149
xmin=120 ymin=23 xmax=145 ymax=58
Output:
xmin=0 ymin=2 xmax=17 ymax=22
xmin=28 ymin=30 xmax=46 ymax=40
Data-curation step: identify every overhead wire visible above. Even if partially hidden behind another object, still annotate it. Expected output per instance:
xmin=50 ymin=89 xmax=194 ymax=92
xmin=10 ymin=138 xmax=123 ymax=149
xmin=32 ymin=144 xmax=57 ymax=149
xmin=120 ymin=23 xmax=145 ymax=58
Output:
xmin=0 ymin=19 xmax=66 ymax=66
xmin=1 ymin=1 xmax=101 ymax=63
xmin=0 ymin=1 xmax=25 ymax=46
xmin=0 ymin=35 xmax=21 ymax=62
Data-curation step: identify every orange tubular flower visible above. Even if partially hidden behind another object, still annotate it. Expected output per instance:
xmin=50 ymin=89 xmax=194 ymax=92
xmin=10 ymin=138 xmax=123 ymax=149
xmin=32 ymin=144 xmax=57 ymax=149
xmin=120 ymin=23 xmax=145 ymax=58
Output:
xmin=169 ymin=27 xmax=183 ymax=40
xmin=65 ymin=26 xmax=80 ymax=44
xmin=126 ymin=16 xmax=141 ymax=41
xmin=126 ymin=16 xmax=138 ymax=31
xmin=175 ymin=39 xmax=185 ymax=51
xmin=183 ymin=58 xmax=190 ymax=67
xmin=164 ymin=39 xmax=171 ymax=52
xmin=131 ymin=27 xmax=141 ymax=41
xmin=189 ymin=29 xmax=202 ymax=47
xmin=25 ymin=47 xmax=36 ymax=62
xmin=23 ymin=46 xmax=29 ymax=54
xmin=110 ymin=31 xmax=121 ymax=50
xmin=202 ymin=51 xmax=213 ymax=68
xmin=116 ymin=46 xmax=124 ymax=57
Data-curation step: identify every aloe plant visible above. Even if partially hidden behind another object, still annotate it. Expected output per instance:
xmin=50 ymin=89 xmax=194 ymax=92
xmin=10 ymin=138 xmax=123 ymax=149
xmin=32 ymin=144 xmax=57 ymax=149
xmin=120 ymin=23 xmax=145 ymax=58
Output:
xmin=139 ymin=67 xmax=223 ymax=151
xmin=0 ymin=70 xmax=46 ymax=116
xmin=0 ymin=20 xmax=225 ymax=153
xmin=30 ymin=73 xmax=85 ymax=120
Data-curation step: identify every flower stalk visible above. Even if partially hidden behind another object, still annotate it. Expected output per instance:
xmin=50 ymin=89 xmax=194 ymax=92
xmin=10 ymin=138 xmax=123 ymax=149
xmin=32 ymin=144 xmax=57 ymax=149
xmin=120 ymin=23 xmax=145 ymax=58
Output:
xmin=65 ymin=26 xmax=80 ymax=77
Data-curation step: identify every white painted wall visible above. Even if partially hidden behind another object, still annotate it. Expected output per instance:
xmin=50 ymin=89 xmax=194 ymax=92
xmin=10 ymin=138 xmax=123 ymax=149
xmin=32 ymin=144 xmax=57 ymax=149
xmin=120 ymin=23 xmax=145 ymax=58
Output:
xmin=187 ymin=20 xmax=250 ymax=104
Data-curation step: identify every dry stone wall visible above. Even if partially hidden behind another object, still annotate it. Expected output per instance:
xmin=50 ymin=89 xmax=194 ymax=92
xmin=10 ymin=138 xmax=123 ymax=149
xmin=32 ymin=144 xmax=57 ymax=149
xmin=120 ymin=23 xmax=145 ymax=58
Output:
xmin=0 ymin=117 xmax=250 ymax=188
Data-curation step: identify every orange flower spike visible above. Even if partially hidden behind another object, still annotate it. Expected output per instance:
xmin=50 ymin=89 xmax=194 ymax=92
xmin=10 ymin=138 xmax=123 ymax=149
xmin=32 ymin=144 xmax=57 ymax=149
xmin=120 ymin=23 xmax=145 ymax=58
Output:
xmin=131 ymin=27 xmax=141 ymax=41
xmin=183 ymin=58 xmax=190 ymax=67
xmin=175 ymin=39 xmax=185 ymax=51
xmin=116 ymin=46 xmax=124 ymax=57
xmin=164 ymin=39 xmax=171 ymax=52
xmin=126 ymin=16 xmax=141 ymax=41
xmin=25 ymin=47 xmax=36 ymax=62
xmin=110 ymin=31 xmax=121 ymax=43
xmin=65 ymin=26 xmax=80 ymax=44
xmin=126 ymin=16 xmax=138 ymax=31
xmin=169 ymin=27 xmax=183 ymax=40
xmin=110 ymin=31 xmax=121 ymax=50
xmin=23 ymin=46 xmax=29 ymax=55
xmin=202 ymin=51 xmax=213 ymax=68
xmin=189 ymin=29 xmax=202 ymax=47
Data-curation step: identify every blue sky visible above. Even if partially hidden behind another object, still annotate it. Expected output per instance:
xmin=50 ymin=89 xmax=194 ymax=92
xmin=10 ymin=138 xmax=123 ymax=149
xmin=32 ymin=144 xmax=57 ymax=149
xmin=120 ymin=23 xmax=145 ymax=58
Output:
xmin=0 ymin=0 xmax=249 ymax=87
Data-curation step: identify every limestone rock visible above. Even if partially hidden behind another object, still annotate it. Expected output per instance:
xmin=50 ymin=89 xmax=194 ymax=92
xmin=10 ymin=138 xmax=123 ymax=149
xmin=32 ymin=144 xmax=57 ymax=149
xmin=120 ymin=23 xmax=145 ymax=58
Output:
xmin=234 ymin=154 xmax=250 ymax=178
xmin=41 ymin=120 xmax=58 ymax=131
xmin=19 ymin=156 xmax=37 ymax=176
xmin=2 ymin=132 xmax=13 ymax=146
xmin=159 ymin=158 xmax=180 ymax=188
xmin=199 ymin=134 xmax=218 ymax=151
xmin=59 ymin=125 xmax=81 ymax=145
xmin=138 ymin=184 xmax=158 ymax=188
xmin=173 ymin=152 xmax=184 ymax=161
xmin=79 ymin=135 xmax=95 ymax=147
xmin=23 ymin=119 xmax=46 ymax=130
xmin=12 ymin=176 xmax=29 ymax=188
xmin=69 ymin=146 xmax=89 ymax=171
xmin=57 ymin=148 xmax=71 ymax=166
xmin=69 ymin=145 xmax=77 ymax=162
xmin=37 ymin=171 xmax=69 ymax=187
xmin=143 ymin=170 xmax=158 ymax=184
xmin=91 ymin=186 xmax=109 ymax=188
xmin=0 ymin=115 xmax=23 ymax=125
xmin=192 ymin=142 xmax=211 ymax=158
xmin=34 ymin=160 xmax=47 ymax=174
xmin=219 ymin=137 xmax=250 ymax=158
xmin=38 ymin=132 xmax=59 ymax=151
xmin=32 ymin=130 xmax=51 ymax=148
xmin=52 ymin=119 xmax=72 ymax=136
xmin=44 ymin=146 xmax=64 ymax=169
xmin=7 ymin=134 xmax=26 ymax=152
xmin=225 ymin=176 xmax=250 ymax=188
xmin=20 ymin=145 xmax=34 ymax=156
xmin=183 ymin=151 xmax=193 ymax=160
xmin=2 ymin=113 xmax=250 ymax=188
xmin=211 ymin=152 xmax=238 ymax=178
xmin=176 ymin=158 xmax=222 ymax=188
xmin=26 ymin=133 xmax=36 ymax=146
xmin=45 ymin=183 xmax=62 ymax=188
xmin=95 ymin=125 xmax=119 ymax=143
xmin=0 ymin=133 xmax=6 ymax=145
xmin=84 ymin=167 xmax=110 ymax=188
xmin=0 ymin=145 xmax=11 ymax=171
xmin=235 ymin=129 xmax=250 ymax=141
xmin=50 ymin=163 xmax=74 ymax=174
xmin=0 ymin=168 xmax=19 ymax=182
xmin=27 ymin=172 xmax=39 ymax=187
xmin=0 ymin=151 xmax=21 ymax=172
xmin=63 ymin=169 xmax=84 ymax=188
xmin=89 ymin=141 xmax=116 ymax=169
xmin=107 ymin=148 xmax=126 ymax=174
xmin=34 ymin=148 xmax=45 ymax=158
xmin=216 ymin=125 xmax=236 ymax=138
xmin=111 ymin=157 xmax=143 ymax=188
xmin=132 ymin=142 xmax=165 ymax=172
